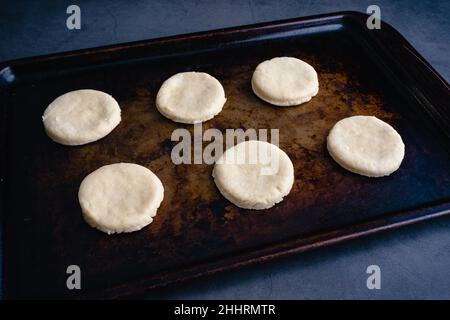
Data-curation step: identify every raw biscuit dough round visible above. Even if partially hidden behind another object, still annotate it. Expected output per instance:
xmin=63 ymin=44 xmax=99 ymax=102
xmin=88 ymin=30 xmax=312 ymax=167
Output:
xmin=78 ymin=163 xmax=164 ymax=234
xmin=213 ymin=140 xmax=294 ymax=210
xmin=42 ymin=89 xmax=121 ymax=146
xmin=156 ymin=72 xmax=227 ymax=124
xmin=327 ymin=115 xmax=405 ymax=177
xmin=251 ymin=56 xmax=319 ymax=106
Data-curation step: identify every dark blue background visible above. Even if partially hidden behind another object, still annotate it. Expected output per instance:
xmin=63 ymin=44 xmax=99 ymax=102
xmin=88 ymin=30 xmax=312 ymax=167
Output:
xmin=1 ymin=0 xmax=449 ymax=299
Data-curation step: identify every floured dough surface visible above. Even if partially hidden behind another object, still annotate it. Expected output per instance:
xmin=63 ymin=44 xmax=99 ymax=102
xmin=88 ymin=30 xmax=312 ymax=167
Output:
xmin=213 ymin=140 xmax=294 ymax=210
xmin=327 ymin=116 xmax=405 ymax=177
xmin=42 ymin=89 xmax=121 ymax=145
xmin=251 ymin=57 xmax=319 ymax=106
xmin=78 ymin=163 xmax=164 ymax=234
xmin=156 ymin=72 xmax=227 ymax=124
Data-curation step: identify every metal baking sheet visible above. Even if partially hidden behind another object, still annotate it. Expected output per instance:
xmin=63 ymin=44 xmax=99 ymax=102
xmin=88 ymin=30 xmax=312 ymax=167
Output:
xmin=1 ymin=11 xmax=449 ymax=299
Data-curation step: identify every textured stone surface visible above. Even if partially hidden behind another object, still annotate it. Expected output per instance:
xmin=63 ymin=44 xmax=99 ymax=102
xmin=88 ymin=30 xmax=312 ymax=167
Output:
xmin=1 ymin=0 xmax=449 ymax=299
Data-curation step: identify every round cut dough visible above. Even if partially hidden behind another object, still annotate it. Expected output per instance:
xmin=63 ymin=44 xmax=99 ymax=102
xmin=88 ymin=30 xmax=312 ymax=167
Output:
xmin=156 ymin=72 xmax=227 ymax=124
xmin=251 ymin=57 xmax=319 ymax=106
xmin=78 ymin=163 xmax=164 ymax=234
xmin=327 ymin=116 xmax=405 ymax=177
xmin=42 ymin=89 xmax=121 ymax=146
xmin=213 ymin=140 xmax=294 ymax=210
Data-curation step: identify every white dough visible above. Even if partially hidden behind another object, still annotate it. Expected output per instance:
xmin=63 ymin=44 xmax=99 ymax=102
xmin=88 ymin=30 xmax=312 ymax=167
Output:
xmin=42 ymin=89 xmax=121 ymax=145
xmin=213 ymin=140 xmax=294 ymax=210
xmin=251 ymin=57 xmax=319 ymax=106
xmin=327 ymin=116 xmax=405 ymax=177
xmin=78 ymin=163 xmax=164 ymax=234
xmin=156 ymin=72 xmax=227 ymax=124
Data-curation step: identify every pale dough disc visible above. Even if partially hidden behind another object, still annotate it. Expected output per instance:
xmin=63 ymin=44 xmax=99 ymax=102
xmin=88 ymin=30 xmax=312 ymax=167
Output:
xmin=78 ymin=163 xmax=164 ymax=234
xmin=327 ymin=116 xmax=405 ymax=177
xmin=156 ymin=72 xmax=227 ymax=124
xmin=251 ymin=56 xmax=319 ymax=106
xmin=42 ymin=89 xmax=121 ymax=146
xmin=213 ymin=140 xmax=294 ymax=210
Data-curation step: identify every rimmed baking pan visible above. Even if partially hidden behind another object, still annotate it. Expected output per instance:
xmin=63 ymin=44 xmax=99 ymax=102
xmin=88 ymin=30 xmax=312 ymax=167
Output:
xmin=1 ymin=11 xmax=449 ymax=299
